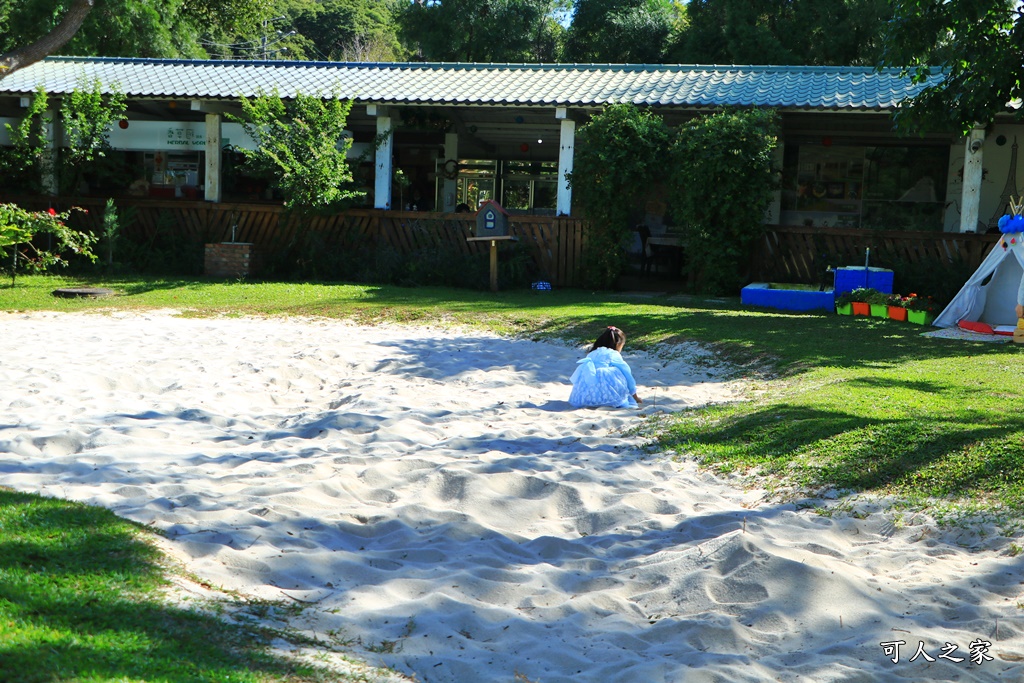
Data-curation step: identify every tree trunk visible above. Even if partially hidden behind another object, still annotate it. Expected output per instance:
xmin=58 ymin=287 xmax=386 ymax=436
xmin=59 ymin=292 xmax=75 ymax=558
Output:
xmin=0 ymin=0 xmax=95 ymax=80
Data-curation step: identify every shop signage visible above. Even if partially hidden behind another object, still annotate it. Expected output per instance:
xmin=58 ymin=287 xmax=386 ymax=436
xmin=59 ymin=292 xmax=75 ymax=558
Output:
xmin=0 ymin=118 xmax=367 ymax=157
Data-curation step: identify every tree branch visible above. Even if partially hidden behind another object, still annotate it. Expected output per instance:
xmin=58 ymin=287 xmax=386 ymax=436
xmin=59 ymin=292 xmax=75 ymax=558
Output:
xmin=0 ymin=0 xmax=95 ymax=80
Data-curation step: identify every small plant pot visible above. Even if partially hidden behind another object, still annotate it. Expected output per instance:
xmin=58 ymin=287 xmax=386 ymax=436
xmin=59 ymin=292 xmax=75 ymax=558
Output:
xmin=870 ymin=304 xmax=888 ymax=318
xmin=851 ymin=302 xmax=871 ymax=316
xmin=888 ymin=306 xmax=908 ymax=322
xmin=836 ymin=303 xmax=852 ymax=315
xmin=907 ymin=310 xmax=935 ymax=325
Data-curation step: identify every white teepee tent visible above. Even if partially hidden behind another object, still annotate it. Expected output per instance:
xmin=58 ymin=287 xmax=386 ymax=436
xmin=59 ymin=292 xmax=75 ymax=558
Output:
xmin=934 ymin=232 xmax=1024 ymax=329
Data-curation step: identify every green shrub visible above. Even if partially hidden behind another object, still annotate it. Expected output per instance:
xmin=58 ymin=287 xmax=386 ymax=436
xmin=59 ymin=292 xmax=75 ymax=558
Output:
xmin=874 ymin=255 xmax=972 ymax=308
xmin=568 ymin=104 xmax=670 ymax=288
xmin=281 ymin=237 xmax=537 ymax=290
xmin=231 ymin=89 xmax=364 ymax=215
xmin=836 ymin=287 xmax=883 ymax=306
xmin=111 ymin=212 xmax=204 ymax=276
xmin=669 ymin=108 xmax=780 ymax=294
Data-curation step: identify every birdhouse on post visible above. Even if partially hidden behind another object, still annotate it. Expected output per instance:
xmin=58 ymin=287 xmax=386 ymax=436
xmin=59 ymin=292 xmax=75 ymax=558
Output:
xmin=475 ymin=199 xmax=510 ymax=237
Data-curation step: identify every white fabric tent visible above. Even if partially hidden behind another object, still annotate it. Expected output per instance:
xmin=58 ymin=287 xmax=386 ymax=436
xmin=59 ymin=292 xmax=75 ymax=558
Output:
xmin=934 ymin=233 xmax=1024 ymax=328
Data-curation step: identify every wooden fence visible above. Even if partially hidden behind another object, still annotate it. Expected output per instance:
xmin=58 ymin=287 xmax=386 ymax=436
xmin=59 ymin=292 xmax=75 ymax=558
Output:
xmin=751 ymin=225 xmax=999 ymax=285
xmin=5 ymin=196 xmax=1002 ymax=290
xmin=12 ymin=197 xmax=589 ymax=287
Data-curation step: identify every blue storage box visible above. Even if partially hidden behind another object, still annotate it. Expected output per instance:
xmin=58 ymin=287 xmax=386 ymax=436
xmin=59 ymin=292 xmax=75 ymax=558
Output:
xmin=834 ymin=267 xmax=894 ymax=295
xmin=741 ymin=283 xmax=836 ymax=312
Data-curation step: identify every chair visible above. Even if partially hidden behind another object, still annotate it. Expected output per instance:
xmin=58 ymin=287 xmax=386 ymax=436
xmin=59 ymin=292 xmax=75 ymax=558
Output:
xmin=636 ymin=224 xmax=678 ymax=277
xmin=635 ymin=224 xmax=653 ymax=276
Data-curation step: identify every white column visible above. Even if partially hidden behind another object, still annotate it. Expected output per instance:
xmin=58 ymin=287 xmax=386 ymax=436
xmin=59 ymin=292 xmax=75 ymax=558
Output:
xmin=442 ymin=132 xmax=458 ymax=212
xmin=204 ymin=113 xmax=222 ymax=203
xmin=557 ymin=118 xmax=575 ymax=216
xmin=373 ymin=109 xmax=393 ymax=210
xmin=960 ymin=126 xmax=986 ymax=233
xmin=43 ymin=109 xmax=59 ymax=196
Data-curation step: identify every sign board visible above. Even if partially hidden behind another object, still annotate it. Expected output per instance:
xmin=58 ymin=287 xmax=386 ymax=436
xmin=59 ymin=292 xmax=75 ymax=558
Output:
xmin=0 ymin=118 xmax=367 ymax=158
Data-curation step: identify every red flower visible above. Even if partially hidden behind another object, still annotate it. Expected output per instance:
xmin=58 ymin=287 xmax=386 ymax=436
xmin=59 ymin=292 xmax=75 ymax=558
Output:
xmin=47 ymin=208 xmax=56 ymax=216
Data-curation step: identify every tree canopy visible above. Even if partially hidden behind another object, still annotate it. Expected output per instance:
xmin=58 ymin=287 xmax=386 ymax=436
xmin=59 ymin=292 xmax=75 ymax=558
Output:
xmin=880 ymin=0 xmax=1023 ymax=135
xmin=0 ymin=0 xmax=269 ymax=62
xmin=670 ymin=0 xmax=891 ymax=65
xmin=0 ymin=0 xmax=911 ymax=67
xmin=398 ymin=0 xmax=563 ymax=62
xmin=0 ymin=0 xmax=93 ymax=78
xmin=564 ymin=0 xmax=678 ymax=64
xmin=290 ymin=0 xmax=404 ymax=61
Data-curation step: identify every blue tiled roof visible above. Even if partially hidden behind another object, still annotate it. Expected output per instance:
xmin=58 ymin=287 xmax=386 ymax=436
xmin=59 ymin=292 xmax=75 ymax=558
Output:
xmin=0 ymin=57 xmax=944 ymax=110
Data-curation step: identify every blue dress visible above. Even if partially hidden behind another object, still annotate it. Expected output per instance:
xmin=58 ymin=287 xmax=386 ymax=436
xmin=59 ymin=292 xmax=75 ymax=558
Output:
xmin=568 ymin=347 xmax=638 ymax=408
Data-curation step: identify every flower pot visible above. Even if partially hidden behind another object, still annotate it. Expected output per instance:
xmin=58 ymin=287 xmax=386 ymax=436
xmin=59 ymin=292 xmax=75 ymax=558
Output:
xmin=887 ymin=306 xmax=908 ymax=322
xmin=870 ymin=304 xmax=888 ymax=318
xmin=907 ymin=310 xmax=935 ymax=325
xmin=851 ymin=302 xmax=870 ymax=316
xmin=836 ymin=303 xmax=852 ymax=315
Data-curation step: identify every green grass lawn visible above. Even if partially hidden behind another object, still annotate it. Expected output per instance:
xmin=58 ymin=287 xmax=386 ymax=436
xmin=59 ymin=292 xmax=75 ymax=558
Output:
xmin=0 ymin=487 xmax=377 ymax=682
xmin=3 ymin=273 xmax=1023 ymax=680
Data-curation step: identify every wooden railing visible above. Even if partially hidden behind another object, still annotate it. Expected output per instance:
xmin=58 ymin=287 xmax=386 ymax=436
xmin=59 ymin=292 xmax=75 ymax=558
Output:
xmin=6 ymin=196 xmax=1001 ymax=290
xmin=9 ymin=197 xmax=589 ymax=287
xmin=752 ymin=225 xmax=999 ymax=284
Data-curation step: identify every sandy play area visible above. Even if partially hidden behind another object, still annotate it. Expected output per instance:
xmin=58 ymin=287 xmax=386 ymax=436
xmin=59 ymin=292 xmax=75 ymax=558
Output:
xmin=1 ymin=310 xmax=1022 ymax=682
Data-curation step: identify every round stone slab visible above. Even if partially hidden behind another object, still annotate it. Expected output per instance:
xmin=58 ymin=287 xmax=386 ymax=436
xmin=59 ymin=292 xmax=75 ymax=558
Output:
xmin=51 ymin=287 xmax=115 ymax=299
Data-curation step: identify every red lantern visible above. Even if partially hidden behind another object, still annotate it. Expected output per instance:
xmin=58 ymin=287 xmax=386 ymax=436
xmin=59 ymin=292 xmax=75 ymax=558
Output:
xmin=118 ymin=119 xmax=129 ymax=129
xmin=520 ymin=143 xmax=529 ymax=153
xmin=822 ymin=136 xmax=833 ymax=147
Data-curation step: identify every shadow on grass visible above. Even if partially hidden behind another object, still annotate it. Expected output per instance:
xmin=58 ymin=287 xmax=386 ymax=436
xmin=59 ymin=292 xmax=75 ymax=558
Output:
xmin=323 ymin=286 xmax=1018 ymax=376
xmin=661 ymin=402 xmax=1024 ymax=506
xmin=0 ymin=489 xmax=331 ymax=683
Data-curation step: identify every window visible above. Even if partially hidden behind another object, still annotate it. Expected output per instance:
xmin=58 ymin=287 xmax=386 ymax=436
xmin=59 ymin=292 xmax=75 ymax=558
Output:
xmin=781 ymin=143 xmax=948 ymax=230
xmin=500 ymin=160 xmax=557 ymax=214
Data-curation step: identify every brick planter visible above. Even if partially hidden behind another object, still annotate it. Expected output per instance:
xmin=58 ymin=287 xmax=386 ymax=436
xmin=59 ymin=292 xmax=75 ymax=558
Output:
xmin=204 ymin=242 xmax=259 ymax=278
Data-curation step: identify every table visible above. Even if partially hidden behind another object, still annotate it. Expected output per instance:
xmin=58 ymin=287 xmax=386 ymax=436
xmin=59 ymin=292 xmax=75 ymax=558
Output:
xmin=645 ymin=234 xmax=686 ymax=276
xmin=646 ymin=235 xmax=684 ymax=248
xmin=467 ymin=235 xmax=519 ymax=292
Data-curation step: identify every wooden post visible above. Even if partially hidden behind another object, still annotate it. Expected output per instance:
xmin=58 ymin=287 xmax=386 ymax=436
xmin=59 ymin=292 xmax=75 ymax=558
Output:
xmin=204 ymin=113 xmax=222 ymax=202
xmin=467 ymin=235 xmax=518 ymax=292
xmin=489 ymin=239 xmax=498 ymax=291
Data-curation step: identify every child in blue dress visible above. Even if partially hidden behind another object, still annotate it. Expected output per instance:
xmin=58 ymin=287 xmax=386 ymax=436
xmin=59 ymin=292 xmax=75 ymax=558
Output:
xmin=569 ymin=326 xmax=643 ymax=408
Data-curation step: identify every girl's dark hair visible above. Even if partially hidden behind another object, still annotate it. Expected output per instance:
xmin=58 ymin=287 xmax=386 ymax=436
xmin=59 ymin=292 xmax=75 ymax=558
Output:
xmin=591 ymin=326 xmax=625 ymax=352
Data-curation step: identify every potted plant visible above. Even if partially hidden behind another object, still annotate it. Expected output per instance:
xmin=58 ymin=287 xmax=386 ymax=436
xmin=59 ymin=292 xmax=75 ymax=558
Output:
xmin=886 ymin=293 xmax=908 ymax=322
xmin=835 ymin=290 xmax=857 ymax=315
xmin=904 ymin=293 xmax=938 ymax=324
xmin=866 ymin=289 xmax=890 ymax=318
xmin=843 ymin=287 xmax=878 ymax=316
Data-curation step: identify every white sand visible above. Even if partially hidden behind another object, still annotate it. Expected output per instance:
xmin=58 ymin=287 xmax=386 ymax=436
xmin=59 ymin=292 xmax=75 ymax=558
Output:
xmin=1 ymin=310 xmax=1022 ymax=682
